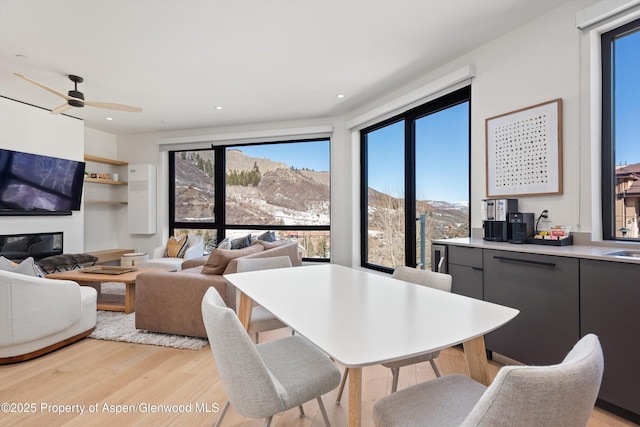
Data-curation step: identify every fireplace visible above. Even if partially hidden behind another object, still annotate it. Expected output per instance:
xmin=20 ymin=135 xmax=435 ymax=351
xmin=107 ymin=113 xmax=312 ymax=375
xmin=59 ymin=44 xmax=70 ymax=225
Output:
xmin=0 ymin=232 xmax=63 ymax=262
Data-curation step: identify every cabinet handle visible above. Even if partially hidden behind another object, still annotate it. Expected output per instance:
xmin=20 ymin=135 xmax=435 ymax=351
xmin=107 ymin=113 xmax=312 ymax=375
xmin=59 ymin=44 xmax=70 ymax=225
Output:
xmin=471 ymin=266 xmax=483 ymax=271
xmin=493 ymin=255 xmax=556 ymax=267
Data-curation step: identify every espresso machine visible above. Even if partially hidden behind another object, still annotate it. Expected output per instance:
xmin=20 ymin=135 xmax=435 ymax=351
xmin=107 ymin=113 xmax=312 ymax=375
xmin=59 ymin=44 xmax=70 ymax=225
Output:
xmin=482 ymin=198 xmax=518 ymax=241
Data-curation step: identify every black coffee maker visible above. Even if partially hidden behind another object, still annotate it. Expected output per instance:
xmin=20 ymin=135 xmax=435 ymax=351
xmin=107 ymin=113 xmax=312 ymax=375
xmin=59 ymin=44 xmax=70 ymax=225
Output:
xmin=482 ymin=198 xmax=518 ymax=242
xmin=508 ymin=212 xmax=535 ymax=243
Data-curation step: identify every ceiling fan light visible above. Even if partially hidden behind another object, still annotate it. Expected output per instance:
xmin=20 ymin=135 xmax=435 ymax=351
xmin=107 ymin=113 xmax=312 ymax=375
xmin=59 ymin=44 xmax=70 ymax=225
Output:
xmin=68 ymin=98 xmax=84 ymax=108
xmin=68 ymin=88 xmax=85 ymax=107
xmin=68 ymin=89 xmax=84 ymax=100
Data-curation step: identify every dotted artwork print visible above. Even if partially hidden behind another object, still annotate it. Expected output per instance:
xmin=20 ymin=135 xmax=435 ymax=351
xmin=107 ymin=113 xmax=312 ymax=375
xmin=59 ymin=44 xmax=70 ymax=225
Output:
xmin=493 ymin=112 xmax=550 ymax=188
xmin=486 ymin=99 xmax=562 ymax=197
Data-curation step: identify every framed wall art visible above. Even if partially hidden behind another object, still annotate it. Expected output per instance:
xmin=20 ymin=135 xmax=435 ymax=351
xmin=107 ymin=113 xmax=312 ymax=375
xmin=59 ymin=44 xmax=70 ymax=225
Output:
xmin=485 ymin=98 xmax=563 ymax=197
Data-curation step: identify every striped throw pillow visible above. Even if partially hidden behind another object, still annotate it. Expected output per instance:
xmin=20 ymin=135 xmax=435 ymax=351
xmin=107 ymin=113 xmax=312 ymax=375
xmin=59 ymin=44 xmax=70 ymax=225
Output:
xmin=165 ymin=236 xmax=189 ymax=258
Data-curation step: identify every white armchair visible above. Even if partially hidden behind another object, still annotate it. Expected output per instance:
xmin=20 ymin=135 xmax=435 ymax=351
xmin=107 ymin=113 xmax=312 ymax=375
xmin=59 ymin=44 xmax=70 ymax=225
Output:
xmin=141 ymin=235 xmax=204 ymax=271
xmin=0 ymin=270 xmax=97 ymax=364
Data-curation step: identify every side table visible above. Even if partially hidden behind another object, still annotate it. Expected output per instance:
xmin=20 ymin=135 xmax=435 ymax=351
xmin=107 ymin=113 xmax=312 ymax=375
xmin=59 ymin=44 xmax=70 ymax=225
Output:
xmin=121 ymin=252 xmax=149 ymax=267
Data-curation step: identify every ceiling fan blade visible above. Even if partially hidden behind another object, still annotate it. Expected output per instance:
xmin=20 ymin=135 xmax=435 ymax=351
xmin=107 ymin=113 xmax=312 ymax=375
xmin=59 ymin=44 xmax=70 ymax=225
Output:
xmin=84 ymin=100 xmax=142 ymax=112
xmin=14 ymin=73 xmax=72 ymax=101
xmin=51 ymin=103 xmax=73 ymax=115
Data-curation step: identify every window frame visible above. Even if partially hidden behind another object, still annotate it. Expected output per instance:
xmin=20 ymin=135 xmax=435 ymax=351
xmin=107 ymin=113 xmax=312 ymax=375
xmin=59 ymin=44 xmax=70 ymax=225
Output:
xmin=360 ymin=86 xmax=471 ymax=272
xmin=169 ymin=146 xmax=224 ymax=241
xmin=601 ymin=17 xmax=640 ymax=242
xmin=169 ymin=138 xmax=331 ymax=261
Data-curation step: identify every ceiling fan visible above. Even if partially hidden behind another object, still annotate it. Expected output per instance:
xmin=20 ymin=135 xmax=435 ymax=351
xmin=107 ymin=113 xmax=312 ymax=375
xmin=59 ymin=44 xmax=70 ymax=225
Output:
xmin=14 ymin=73 xmax=142 ymax=115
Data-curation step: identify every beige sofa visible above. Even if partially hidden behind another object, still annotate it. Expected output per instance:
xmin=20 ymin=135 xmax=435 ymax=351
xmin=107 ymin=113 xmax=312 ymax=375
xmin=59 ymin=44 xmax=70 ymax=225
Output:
xmin=135 ymin=240 xmax=301 ymax=338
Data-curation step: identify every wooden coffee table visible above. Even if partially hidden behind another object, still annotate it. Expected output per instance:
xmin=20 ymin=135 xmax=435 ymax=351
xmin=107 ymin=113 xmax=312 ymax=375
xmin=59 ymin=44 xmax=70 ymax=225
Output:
xmin=46 ymin=266 xmax=170 ymax=313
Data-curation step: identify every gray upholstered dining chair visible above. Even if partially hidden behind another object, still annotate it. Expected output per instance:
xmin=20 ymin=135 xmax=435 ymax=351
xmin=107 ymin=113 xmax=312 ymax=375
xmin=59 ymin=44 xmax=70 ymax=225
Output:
xmin=372 ymin=333 xmax=604 ymax=427
xmin=201 ymin=287 xmax=341 ymax=427
xmin=235 ymin=256 xmax=293 ymax=343
xmin=336 ymin=266 xmax=452 ymax=402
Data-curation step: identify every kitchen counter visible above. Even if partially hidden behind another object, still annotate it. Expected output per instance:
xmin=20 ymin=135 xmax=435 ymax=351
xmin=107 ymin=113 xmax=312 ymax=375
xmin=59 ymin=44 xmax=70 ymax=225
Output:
xmin=435 ymin=236 xmax=640 ymax=422
xmin=433 ymin=237 xmax=640 ymax=264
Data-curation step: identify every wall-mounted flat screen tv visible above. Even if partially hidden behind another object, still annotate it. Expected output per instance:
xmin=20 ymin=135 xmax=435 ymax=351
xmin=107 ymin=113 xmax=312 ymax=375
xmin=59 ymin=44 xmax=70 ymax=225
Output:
xmin=0 ymin=148 xmax=86 ymax=215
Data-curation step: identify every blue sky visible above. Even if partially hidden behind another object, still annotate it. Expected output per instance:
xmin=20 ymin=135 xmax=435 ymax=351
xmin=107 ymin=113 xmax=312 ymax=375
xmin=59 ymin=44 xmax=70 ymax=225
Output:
xmin=236 ymin=140 xmax=330 ymax=172
xmin=366 ymin=103 xmax=470 ymax=202
xmin=614 ymin=28 xmax=640 ymax=166
xmin=237 ymin=104 xmax=470 ymax=203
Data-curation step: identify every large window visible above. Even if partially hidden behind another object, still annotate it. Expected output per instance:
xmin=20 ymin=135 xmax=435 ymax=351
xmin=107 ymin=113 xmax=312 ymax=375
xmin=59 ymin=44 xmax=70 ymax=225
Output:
xmin=361 ymin=86 xmax=470 ymax=272
xmin=602 ymin=18 xmax=640 ymax=241
xmin=170 ymin=139 xmax=330 ymax=260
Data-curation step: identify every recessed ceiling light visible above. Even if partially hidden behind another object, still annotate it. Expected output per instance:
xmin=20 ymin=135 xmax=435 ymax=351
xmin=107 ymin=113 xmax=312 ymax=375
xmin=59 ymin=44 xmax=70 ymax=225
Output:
xmin=15 ymin=54 xmax=28 ymax=60
xmin=105 ymin=117 xmax=113 ymax=121
xmin=161 ymin=120 xmax=169 ymax=124
xmin=215 ymin=106 xmax=223 ymax=110
xmin=337 ymin=94 xmax=345 ymax=99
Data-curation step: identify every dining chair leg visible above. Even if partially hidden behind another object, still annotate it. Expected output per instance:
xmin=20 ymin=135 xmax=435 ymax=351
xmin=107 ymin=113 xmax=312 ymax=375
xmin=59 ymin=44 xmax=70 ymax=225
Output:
xmin=317 ymin=396 xmax=332 ymax=427
xmin=214 ymin=400 xmax=230 ymax=427
xmin=430 ymin=359 xmax=441 ymax=377
xmin=336 ymin=367 xmax=349 ymax=404
xmin=390 ymin=367 xmax=400 ymax=393
xmin=298 ymin=405 xmax=305 ymax=418
xmin=263 ymin=415 xmax=273 ymax=427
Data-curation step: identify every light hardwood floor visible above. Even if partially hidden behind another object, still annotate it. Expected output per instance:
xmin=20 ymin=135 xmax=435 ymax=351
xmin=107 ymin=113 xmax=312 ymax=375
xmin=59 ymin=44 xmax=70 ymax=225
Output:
xmin=0 ymin=329 xmax=634 ymax=426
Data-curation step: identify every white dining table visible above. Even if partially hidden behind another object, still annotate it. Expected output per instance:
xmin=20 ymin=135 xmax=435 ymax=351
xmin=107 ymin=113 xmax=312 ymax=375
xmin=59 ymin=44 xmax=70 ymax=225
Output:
xmin=225 ymin=263 xmax=519 ymax=427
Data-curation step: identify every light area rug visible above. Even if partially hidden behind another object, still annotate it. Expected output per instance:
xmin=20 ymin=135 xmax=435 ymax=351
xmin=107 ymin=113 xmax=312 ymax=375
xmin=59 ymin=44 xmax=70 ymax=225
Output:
xmin=88 ymin=282 xmax=209 ymax=351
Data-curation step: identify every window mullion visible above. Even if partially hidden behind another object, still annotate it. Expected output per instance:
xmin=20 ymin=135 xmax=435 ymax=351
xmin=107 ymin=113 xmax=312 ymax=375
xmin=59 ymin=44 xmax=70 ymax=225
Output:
xmin=405 ymin=117 xmax=417 ymax=268
xmin=214 ymin=146 xmax=225 ymax=242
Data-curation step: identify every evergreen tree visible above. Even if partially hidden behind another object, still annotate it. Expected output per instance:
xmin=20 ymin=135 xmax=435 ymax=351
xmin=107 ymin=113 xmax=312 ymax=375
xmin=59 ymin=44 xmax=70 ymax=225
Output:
xmin=226 ymin=163 xmax=261 ymax=186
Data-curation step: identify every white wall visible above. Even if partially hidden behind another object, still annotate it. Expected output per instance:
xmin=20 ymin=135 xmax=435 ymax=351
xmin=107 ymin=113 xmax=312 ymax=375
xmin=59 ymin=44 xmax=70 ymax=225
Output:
xmin=83 ymin=127 xmax=128 ymax=251
xmin=0 ymin=97 xmax=85 ymax=253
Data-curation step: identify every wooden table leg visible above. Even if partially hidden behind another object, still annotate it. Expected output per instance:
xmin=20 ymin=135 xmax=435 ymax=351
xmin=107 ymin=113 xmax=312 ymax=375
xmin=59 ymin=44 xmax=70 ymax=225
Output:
xmin=125 ymin=282 xmax=136 ymax=314
xmin=238 ymin=292 xmax=254 ymax=331
xmin=348 ymin=367 xmax=362 ymax=427
xmin=462 ymin=335 xmax=491 ymax=386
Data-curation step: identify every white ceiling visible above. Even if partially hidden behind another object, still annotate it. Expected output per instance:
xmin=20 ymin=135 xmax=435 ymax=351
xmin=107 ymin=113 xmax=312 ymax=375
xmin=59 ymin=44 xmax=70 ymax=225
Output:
xmin=0 ymin=0 xmax=571 ymax=136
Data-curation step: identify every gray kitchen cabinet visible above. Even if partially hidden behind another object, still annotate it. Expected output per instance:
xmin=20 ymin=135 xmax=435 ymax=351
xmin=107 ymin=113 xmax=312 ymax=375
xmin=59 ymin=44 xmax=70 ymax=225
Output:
xmin=483 ymin=249 xmax=580 ymax=365
xmin=447 ymin=245 xmax=483 ymax=299
xmin=580 ymin=259 xmax=640 ymax=418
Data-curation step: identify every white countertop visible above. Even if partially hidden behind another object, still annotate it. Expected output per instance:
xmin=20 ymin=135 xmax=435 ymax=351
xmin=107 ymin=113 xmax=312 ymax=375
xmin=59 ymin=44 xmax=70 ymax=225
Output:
xmin=433 ymin=237 xmax=640 ymax=264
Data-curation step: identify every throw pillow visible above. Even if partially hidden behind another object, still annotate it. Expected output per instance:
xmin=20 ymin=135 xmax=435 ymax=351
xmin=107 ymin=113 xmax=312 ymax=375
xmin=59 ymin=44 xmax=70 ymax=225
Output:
xmin=0 ymin=256 xmax=45 ymax=277
xmin=230 ymin=234 xmax=252 ymax=250
xmin=202 ymin=244 xmax=264 ymax=275
xmin=165 ymin=236 xmax=189 ymax=258
xmin=257 ymin=231 xmax=277 ymax=242
xmin=0 ymin=256 xmax=18 ymax=267
xmin=216 ymin=238 xmax=231 ymax=250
